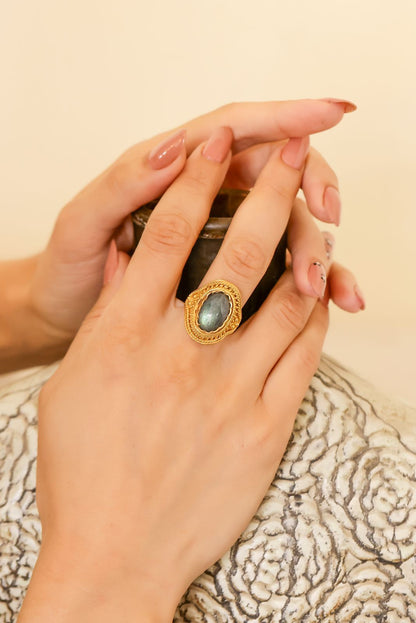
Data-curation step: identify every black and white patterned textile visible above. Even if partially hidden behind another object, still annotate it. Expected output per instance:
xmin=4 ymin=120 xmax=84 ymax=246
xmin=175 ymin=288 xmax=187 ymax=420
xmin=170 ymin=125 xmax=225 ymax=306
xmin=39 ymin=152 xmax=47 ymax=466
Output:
xmin=0 ymin=357 xmax=415 ymax=622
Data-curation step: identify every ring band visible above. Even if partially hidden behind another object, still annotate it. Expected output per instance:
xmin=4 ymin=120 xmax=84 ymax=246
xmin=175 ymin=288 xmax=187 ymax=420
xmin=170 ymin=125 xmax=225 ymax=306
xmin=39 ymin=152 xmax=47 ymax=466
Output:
xmin=184 ymin=280 xmax=242 ymax=344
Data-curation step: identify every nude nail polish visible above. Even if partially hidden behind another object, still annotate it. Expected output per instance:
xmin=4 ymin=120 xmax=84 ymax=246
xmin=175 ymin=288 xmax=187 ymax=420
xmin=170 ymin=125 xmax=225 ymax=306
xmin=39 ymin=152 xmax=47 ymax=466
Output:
xmin=148 ymin=129 xmax=186 ymax=170
xmin=320 ymin=98 xmax=357 ymax=113
xmin=354 ymin=284 xmax=366 ymax=310
xmin=323 ymin=186 xmax=342 ymax=226
xmin=308 ymin=261 xmax=327 ymax=298
xmin=281 ymin=137 xmax=310 ymax=170
xmin=202 ymin=127 xmax=233 ymax=163
xmin=103 ymin=239 xmax=118 ymax=285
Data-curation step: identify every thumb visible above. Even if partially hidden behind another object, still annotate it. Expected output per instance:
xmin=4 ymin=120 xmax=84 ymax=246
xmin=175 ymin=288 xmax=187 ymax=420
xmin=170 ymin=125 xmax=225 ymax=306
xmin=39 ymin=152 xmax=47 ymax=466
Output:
xmin=54 ymin=129 xmax=187 ymax=253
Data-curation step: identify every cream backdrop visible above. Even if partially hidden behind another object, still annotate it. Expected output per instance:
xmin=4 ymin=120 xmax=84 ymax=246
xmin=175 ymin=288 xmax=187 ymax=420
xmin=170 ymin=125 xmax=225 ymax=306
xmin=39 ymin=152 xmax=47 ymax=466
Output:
xmin=1 ymin=0 xmax=415 ymax=403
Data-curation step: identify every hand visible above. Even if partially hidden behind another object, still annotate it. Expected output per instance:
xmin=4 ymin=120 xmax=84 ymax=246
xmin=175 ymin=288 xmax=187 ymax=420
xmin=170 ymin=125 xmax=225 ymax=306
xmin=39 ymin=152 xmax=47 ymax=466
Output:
xmin=20 ymin=128 xmax=360 ymax=622
xmin=26 ymin=99 xmax=352 ymax=360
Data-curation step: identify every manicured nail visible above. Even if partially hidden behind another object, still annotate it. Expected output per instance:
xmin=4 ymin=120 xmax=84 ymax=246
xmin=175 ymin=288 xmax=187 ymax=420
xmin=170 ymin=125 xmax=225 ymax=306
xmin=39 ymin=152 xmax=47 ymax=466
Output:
xmin=320 ymin=98 xmax=357 ymax=113
xmin=322 ymin=232 xmax=335 ymax=260
xmin=281 ymin=136 xmax=310 ymax=170
xmin=323 ymin=186 xmax=342 ymax=226
xmin=308 ymin=261 xmax=327 ymax=298
xmin=148 ymin=129 xmax=186 ymax=170
xmin=103 ymin=240 xmax=118 ymax=285
xmin=354 ymin=284 xmax=366 ymax=310
xmin=202 ymin=126 xmax=233 ymax=163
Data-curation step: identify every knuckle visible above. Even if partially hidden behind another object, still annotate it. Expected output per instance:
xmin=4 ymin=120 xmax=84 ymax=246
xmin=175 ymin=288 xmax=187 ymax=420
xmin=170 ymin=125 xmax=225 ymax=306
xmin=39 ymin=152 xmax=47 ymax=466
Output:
xmin=223 ymin=236 xmax=267 ymax=281
xmin=157 ymin=346 xmax=202 ymax=394
xmin=181 ymin=166 xmax=213 ymax=195
xmin=270 ymin=289 xmax=308 ymax=333
xmin=265 ymin=179 xmax=295 ymax=204
xmin=79 ymin=305 xmax=106 ymax=337
xmin=295 ymin=343 xmax=321 ymax=374
xmin=250 ymin=417 xmax=273 ymax=451
xmin=143 ymin=211 xmax=194 ymax=255
xmin=106 ymin=161 xmax=135 ymax=197
xmin=221 ymin=101 xmax=238 ymax=115
xmin=104 ymin=307 xmax=146 ymax=352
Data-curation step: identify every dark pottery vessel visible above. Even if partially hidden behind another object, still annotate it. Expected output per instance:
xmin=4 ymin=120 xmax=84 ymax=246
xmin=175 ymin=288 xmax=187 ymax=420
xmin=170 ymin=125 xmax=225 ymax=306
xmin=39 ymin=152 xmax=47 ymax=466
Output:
xmin=132 ymin=189 xmax=287 ymax=323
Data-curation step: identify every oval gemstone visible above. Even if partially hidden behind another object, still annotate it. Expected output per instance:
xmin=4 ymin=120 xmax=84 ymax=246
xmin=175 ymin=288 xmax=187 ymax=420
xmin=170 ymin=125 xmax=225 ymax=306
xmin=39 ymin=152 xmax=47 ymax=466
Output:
xmin=198 ymin=292 xmax=231 ymax=332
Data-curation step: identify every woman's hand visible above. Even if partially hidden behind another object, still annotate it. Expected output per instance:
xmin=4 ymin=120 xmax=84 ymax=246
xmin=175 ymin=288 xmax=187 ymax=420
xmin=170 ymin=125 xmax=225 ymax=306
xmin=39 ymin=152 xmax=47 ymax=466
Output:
xmin=20 ymin=128 xmax=359 ymax=622
xmin=0 ymin=99 xmax=356 ymax=373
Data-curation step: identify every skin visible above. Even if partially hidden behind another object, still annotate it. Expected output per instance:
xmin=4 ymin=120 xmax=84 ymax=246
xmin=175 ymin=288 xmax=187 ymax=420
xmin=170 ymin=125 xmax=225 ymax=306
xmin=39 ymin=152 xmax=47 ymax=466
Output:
xmin=0 ymin=99 xmax=362 ymax=374
xmin=18 ymin=125 xmax=361 ymax=622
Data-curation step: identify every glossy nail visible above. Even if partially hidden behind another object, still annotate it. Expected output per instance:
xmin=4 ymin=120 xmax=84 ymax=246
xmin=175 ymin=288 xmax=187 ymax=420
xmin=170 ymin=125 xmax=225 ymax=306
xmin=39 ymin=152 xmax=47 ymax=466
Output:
xmin=103 ymin=239 xmax=118 ymax=285
xmin=148 ymin=129 xmax=186 ymax=170
xmin=322 ymin=232 xmax=335 ymax=260
xmin=320 ymin=98 xmax=357 ymax=113
xmin=308 ymin=261 xmax=327 ymax=298
xmin=354 ymin=284 xmax=366 ymax=310
xmin=202 ymin=127 xmax=233 ymax=163
xmin=281 ymin=136 xmax=310 ymax=170
xmin=323 ymin=186 xmax=342 ymax=226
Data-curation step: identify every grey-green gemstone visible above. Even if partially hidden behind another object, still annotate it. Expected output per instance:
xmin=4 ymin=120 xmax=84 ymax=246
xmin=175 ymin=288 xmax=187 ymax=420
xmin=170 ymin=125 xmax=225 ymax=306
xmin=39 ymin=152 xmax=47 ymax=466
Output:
xmin=198 ymin=292 xmax=231 ymax=332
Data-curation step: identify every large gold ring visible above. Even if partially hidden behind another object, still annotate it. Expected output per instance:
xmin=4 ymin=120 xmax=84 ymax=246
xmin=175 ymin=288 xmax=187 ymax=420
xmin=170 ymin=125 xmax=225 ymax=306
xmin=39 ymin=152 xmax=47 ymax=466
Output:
xmin=184 ymin=280 xmax=242 ymax=344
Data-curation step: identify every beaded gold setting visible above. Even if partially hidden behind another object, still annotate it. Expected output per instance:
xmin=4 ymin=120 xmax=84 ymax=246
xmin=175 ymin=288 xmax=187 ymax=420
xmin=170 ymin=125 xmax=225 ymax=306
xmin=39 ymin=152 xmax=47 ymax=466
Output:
xmin=184 ymin=280 xmax=242 ymax=344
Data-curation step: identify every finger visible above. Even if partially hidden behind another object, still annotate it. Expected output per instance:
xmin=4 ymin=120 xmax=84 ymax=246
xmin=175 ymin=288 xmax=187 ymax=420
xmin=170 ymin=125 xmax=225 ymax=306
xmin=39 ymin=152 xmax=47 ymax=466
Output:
xmin=113 ymin=216 xmax=135 ymax=253
xmin=173 ymin=99 xmax=355 ymax=154
xmin=302 ymin=147 xmax=341 ymax=225
xmin=226 ymin=269 xmax=317 ymax=394
xmin=200 ymin=137 xmax=309 ymax=306
xmin=287 ymin=198 xmax=332 ymax=299
xmin=225 ymin=144 xmax=341 ymax=226
xmin=119 ymin=127 xmax=234 ymax=313
xmin=223 ymin=141 xmax=277 ymax=189
xmin=55 ymin=130 xmax=188 ymax=252
xmin=328 ymin=262 xmax=366 ymax=312
xmin=260 ymin=299 xmax=329 ymax=436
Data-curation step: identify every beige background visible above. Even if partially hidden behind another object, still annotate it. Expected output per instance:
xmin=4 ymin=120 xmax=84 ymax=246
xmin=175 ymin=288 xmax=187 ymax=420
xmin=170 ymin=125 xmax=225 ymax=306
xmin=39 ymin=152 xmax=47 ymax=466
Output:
xmin=0 ymin=0 xmax=415 ymax=403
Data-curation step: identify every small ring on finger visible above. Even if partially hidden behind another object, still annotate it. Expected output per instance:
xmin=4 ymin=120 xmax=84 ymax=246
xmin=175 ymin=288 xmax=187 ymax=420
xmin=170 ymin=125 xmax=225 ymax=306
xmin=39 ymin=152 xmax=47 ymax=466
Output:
xmin=184 ymin=280 xmax=242 ymax=344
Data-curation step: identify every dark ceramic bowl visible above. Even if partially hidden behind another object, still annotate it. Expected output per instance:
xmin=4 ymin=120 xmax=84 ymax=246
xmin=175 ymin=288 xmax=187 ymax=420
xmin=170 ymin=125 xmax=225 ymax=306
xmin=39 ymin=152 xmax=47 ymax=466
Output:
xmin=132 ymin=189 xmax=287 ymax=323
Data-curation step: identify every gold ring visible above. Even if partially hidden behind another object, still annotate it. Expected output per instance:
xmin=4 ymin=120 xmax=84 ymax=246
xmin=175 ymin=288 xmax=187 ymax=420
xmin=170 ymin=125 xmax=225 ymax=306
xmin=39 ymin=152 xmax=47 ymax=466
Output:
xmin=184 ymin=280 xmax=242 ymax=344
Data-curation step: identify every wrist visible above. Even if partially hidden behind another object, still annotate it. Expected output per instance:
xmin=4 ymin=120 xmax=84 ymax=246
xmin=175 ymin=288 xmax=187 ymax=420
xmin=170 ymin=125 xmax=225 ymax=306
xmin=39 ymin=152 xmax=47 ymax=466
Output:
xmin=0 ymin=257 xmax=71 ymax=372
xmin=19 ymin=540 xmax=179 ymax=623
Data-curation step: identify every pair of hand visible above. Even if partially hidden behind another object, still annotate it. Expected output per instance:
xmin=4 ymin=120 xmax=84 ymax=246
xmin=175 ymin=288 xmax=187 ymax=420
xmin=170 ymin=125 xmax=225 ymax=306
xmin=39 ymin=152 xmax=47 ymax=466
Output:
xmin=19 ymin=100 xmax=363 ymax=622
xmin=26 ymin=99 xmax=362 ymax=361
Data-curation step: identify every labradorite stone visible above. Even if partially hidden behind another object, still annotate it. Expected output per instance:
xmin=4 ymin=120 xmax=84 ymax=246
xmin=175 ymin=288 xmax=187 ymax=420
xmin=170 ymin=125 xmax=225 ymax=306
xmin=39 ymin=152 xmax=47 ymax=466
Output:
xmin=198 ymin=292 xmax=231 ymax=332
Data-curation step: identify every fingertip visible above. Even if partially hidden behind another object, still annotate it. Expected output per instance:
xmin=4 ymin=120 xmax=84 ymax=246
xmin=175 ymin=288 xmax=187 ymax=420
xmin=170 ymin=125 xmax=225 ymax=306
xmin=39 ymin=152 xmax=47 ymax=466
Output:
xmin=281 ymin=136 xmax=310 ymax=170
xmin=330 ymin=280 xmax=366 ymax=313
xmin=319 ymin=98 xmax=357 ymax=114
xmin=354 ymin=284 xmax=366 ymax=311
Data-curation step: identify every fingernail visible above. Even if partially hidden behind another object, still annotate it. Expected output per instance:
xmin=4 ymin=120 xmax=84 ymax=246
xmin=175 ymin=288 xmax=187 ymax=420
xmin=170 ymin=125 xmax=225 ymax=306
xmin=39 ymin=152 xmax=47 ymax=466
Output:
xmin=354 ymin=284 xmax=366 ymax=310
xmin=322 ymin=232 xmax=335 ymax=260
xmin=281 ymin=136 xmax=310 ymax=170
xmin=103 ymin=240 xmax=119 ymax=285
xmin=202 ymin=126 xmax=233 ymax=163
xmin=308 ymin=261 xmax=327 ymax=298
xmin=320 ymin=98 xmax=357 ymax=113
xmin=148 ymin=129 xmax=186 ymax=170
xmin=323 ymin=186 xmax=342 ymax=226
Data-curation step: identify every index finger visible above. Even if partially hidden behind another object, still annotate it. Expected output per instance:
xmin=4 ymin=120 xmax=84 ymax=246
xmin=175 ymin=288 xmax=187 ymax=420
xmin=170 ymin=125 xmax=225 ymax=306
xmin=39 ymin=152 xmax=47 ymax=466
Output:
xmin=152 ymin=98 xmax=356 ymax=155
